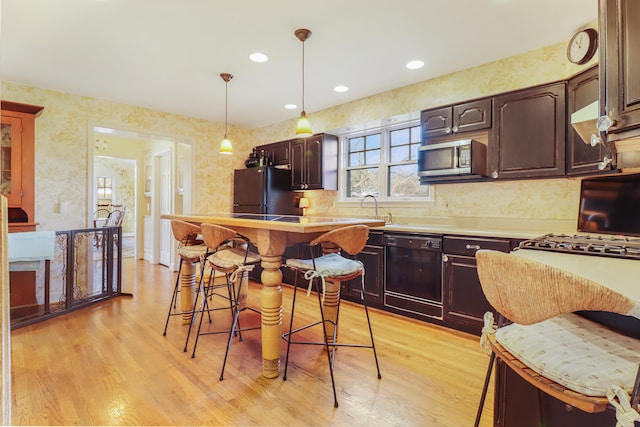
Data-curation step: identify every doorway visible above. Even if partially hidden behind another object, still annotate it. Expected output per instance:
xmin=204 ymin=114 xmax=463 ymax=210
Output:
xmin=89 ymin=126 xmax=194 ymax=270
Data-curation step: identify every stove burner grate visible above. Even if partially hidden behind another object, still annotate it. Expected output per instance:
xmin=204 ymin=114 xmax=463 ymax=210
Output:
xmin=517 ymin=233 xmax=640 ymax=260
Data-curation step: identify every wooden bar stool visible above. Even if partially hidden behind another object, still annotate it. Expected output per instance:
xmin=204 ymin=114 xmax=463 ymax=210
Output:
xmin=188 ymin=223 xmax=261 ymax=380
xmin=282 ymin=224 xmax=381 ymax=408
xmin=163 ymin=220 xmax=208 ymax=335
xmin=473 ymin=250 xmax=640 ymax=427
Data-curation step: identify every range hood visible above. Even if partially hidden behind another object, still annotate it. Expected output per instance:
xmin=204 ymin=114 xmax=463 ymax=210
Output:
xmin=571 ymin=101 xmax=599 ymax=146
xmin=572 ymin=101 xmax=640 ymax=171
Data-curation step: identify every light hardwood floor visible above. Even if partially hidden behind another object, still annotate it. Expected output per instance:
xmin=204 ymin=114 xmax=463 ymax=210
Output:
xmin=10 ymin=259 xmax=494 ymax=426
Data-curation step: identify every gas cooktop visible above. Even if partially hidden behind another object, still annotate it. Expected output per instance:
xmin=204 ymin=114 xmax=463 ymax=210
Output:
xmin=516 ymin=233 xmax=640 ymax=261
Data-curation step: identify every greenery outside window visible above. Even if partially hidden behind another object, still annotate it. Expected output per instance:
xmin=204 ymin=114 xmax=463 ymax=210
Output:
xmin=340 ymin=121 xmax=432 ymax=202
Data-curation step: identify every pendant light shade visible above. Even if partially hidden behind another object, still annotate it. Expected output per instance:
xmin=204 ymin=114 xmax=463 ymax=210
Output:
xmin=295 ymin=28 xmax=313 ymax=137
xmin=219 ymin=72 xmax=233 ymax=155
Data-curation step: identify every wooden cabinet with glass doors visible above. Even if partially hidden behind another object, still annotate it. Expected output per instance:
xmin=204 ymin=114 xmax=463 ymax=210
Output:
xmin=1 ymin=101 xmax=44 ymax=232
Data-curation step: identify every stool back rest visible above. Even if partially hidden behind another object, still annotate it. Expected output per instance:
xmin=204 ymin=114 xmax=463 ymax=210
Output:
xmin=475 ymin=249 xmax=636 ymax=325
xmin=200 ymin=223 xmax=253 ymax=264
xmin=171 ymin=220 xmax=202 ymax=246
xmin=310 ymin=225 xmax=370 ymax=256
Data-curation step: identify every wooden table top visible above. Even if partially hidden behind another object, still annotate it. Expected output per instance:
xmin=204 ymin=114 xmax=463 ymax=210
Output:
xmin=161 ymin=213 xmax=385 ymax=234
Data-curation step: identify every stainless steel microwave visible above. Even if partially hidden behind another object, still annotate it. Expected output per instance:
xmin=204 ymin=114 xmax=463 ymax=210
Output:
xmin=417 ymin=139 xmax=487 ymax=177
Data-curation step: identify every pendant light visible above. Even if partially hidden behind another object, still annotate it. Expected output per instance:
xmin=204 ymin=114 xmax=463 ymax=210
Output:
xmin=294 ymin=28 xmax=313 ymax=137
xmin=219 ymin=72 xmax=233 ymax=155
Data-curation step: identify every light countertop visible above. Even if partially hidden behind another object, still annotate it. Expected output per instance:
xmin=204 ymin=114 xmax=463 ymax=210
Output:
xmin=368 ymin=216 xmax=577 ymax=239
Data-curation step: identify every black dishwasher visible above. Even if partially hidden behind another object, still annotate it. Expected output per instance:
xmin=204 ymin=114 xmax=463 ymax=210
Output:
xmin=384 ymin=233 xmax=443 ymax=320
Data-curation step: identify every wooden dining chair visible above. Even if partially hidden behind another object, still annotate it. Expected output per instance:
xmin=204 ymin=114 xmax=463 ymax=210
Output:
xmin=282 ymin=224 xmax=381 ymax=408
xmin=473 ymin=249 xmax=640 ymax=427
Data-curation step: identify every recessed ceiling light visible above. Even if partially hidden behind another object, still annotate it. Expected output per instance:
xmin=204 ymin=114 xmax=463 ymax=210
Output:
xmin=249 ymin=52 xmax=269 ymax=63
xmin=284 ymin=104 xmax=297 ymax=110
xmin=334 ymin=85 xmax=349 ymax=93
xmin=406 ymin=60 xmax=424 ymax=70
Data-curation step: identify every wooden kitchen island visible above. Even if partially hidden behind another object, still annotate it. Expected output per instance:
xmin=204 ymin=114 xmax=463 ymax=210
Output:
xmin=161 ymin=213 xmax=385 ymax=379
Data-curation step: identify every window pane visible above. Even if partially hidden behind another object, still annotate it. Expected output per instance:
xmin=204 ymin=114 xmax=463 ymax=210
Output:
xmin=388 ymin=164 xmax=429 ymax=197
xmin=98 ymin=177 xmax=104 ymax=187
xmin=390 ymin=128 xmax=409 ymax=146
xmin=349 ymin=137 xmax=364 ymax=152
xmin=349 ymin=152 xmax=364 ymax=167
xmin=365 ymin=148 xmax=381 ymax=165
xmin=411 ymin=126 xmax=420 ymax=142
xmin=411 ymin=144 xmax=419 ymax=161
xmin=366 ymin=134 xmax=381 ymax=150
xmin=347 ymin=167 xmax=379 ymax=198
xmin=390 ymin=145 xmax=410 ymax=162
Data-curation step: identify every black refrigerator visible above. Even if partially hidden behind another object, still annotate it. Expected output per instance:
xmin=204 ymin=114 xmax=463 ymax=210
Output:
xmin=232 ymin=167 xmax=297 ymax=215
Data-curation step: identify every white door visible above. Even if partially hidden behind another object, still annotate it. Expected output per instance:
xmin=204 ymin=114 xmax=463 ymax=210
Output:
xmin=158 ymin=152 xmax=172 ymax=267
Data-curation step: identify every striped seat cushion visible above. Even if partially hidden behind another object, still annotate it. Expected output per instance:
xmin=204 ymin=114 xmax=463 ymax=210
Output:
xmin=177 ymin=244 xmax=208 ymax=260
xmin=496 ymin=313 xmax=640 ymax=397
xmin=207 ymin=247 xmax=261 ymax=270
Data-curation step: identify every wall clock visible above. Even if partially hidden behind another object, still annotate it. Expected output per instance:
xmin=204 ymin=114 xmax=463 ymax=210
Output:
xmin=567 ymin=28 xmax=598 ymax=65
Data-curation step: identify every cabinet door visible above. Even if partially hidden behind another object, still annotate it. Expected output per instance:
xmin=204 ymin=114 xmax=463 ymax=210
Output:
xmin=1 ymin=115 xmax=23 ymax=206
xmin=495 ymin=361 xmax=618 ymax=427
xmin=453 ymin=99 xmax=492 ymax=134
xmin=304 ymin=135 xmax=323 ymax=190
xmin=290 ymin=139 xmax=306 ymax=189
xmin=567 ymin=66 xmax=608 ymax=175
xmin=443 ymin=254 xmax=494 ymax=335
xmin=600 ymin=0 xmax=640 ymax=140
xmin=342 ymin=245 xmax=384 ymax=308
xmin=260 ymin=140 xmax=292 ymax=166
xmin=490 ymin=83 xmax=566 ymax=179
xmin=421 ymin=106 xmax=453 ymax=141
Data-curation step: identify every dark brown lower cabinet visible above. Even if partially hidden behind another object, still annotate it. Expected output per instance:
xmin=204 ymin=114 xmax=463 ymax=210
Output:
xmin=442 ymin=236 xmax=517 ymax=335
xmin=341 ymin=231 xmax=384 ymax=308
xmin=494 ymin=360 xmax=628 ymax=427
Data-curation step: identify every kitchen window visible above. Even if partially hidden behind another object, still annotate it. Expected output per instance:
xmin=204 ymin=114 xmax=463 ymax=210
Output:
xmin=340 ymin=121 xmax=432 ymax=202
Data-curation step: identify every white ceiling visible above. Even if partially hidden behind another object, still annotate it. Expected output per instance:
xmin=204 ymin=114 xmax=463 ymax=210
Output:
xmin=1 ymin=0 xmax=598 ymax=130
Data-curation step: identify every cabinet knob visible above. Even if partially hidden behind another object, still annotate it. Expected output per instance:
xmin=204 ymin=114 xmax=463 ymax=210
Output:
xmin=444 ymin=127 xmax=451 ymax=134
xmin=596 ymin=115 xmax=616 ymax=132
xmin=442 ymin=255 xmax=449 ymax=263
xmin=452 ymin=125 xmax=459 ymax=133
xmin=590 ymin=134 xmax=602 ymax=147
xmin=490 ymin=171 xmax=498 ymax=179
xmin=598 ymin=155 xmax=613 ymax=171
xmin=465 ymin=244 xmax=481 ymax=251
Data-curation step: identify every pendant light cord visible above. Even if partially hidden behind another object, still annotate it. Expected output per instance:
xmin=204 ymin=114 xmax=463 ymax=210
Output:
xmin=224 ymin=79 xmax=229 ymax=138
xmin=301 ymin=39 xmax=305 ymax=114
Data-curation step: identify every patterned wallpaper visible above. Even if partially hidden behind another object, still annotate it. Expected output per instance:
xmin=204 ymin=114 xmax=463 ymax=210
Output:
xmin=0 ymin=39 xmax=597 ymax=233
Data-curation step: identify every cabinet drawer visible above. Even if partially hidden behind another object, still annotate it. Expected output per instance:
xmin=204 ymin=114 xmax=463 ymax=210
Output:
xmin=443 ymin=236 xmax=512 ymax=256
xmin=367 ymin=231 xmax=384 ymax=246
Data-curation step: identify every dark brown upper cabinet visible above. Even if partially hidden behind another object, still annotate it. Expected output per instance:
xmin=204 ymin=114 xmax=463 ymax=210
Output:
xmin=259 ymin=139 xmax=293 ymax=167
xmin=489 ymin=82 xmax=566 ymax=179
xmin=567 ymin=66 xmax=611 ymax=176
xmin=421 ymin=99 xmax=492 ymax=142
xmin=291 ymin=133 xmax=338 ymax=190
xmin=599 ymin=0 xmax=640 ymax=143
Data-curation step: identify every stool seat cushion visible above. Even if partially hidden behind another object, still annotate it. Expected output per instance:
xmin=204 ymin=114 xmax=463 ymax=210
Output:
xmin=285 ymin=253 xmax=362 ymax=277
xmin=496 ymin=313 xmax=640 ymax=397
xmin=208 ymin=247 xmax=261 ymax=270
xmin=177 ymin=244 xmax=208 ymax=260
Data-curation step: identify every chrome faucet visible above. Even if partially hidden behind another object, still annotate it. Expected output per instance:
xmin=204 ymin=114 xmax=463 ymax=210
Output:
xmin=360 ymin=194 xmax=379 ymax=219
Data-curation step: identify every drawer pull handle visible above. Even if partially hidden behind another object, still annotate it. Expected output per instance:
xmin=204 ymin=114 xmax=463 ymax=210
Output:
xmin=466 ymin=244 xmax=481 ymax=250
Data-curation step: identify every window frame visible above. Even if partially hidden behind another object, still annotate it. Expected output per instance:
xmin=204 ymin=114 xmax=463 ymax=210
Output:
xmin=338 ymin=119 xmax=433 ymax=204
